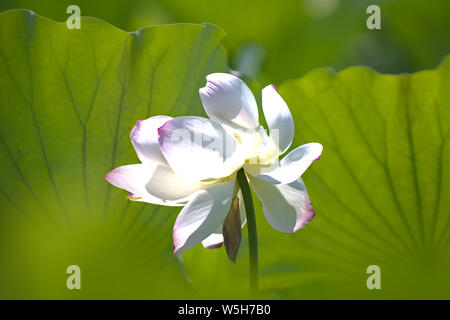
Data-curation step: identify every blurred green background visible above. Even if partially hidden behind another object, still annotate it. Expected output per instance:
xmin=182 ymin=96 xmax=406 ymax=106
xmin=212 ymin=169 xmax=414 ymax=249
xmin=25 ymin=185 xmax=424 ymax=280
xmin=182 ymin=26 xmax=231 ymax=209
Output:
xmin=0 ymin=0 xmax=449 ymax=300
xmin=2 ymin=0 xmax=450 ymax=82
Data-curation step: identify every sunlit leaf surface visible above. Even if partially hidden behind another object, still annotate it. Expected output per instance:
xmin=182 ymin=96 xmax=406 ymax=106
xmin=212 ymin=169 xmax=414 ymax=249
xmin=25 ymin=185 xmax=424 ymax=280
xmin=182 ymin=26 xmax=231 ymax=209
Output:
xmin=0 ymin=9 xmax=449 ymax=299
xmin=182 ymin=58 xmax=450 ymax=299
xmin=0 ymin=9 xmax=226 ymax=299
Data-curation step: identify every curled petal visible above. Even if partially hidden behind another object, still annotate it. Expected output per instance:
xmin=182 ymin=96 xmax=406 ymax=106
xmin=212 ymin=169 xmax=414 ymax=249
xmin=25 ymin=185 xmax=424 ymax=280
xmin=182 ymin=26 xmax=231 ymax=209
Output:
xmin=105 ymin=163 xmax=200 ymax=206
xmin=130 ymin=115 xmax=171 ymax=164
xmin=254 ymin=143 xmax=323 ymax=184
xmin=262 ymin=84 xmax=294 ymax=154
xmin=158 ymin=116 xmax=244 ymax=181
xmin=199 ymin=73 xmax=259 ymax=129
xmin=249 ymin=176 xmax=315 ymax=233
xmin=173 ymin=180 xmax=236 ymax=255
xmin=202 ymin=231 xmax=224 ymax=249
xmin=145 ymin=165 xmax=210 ymax=201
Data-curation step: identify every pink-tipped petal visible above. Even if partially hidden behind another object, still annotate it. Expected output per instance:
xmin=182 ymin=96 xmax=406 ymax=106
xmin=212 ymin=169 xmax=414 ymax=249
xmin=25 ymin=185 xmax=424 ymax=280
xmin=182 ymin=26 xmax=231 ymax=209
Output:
xmin=202 ymin=232 xmax=224 ymax=249
xmin=105 ymin=163 xmax=197 ymax=207
xmin=294 ymin=192 xmax=316 ymax=231
xmin=199 ymin=73 xmax=259 ymax=129
xmin=130 ymin=115 xmax=172 ymax=164
xmin=158 ymin=116 xmax=244 ymax=181
xmin=248 ymin=176 xmax=315 ymax=233
xmin=255 ymin=143 xmax=323 ymax=185
xmin=105 ymin=164 xmax=149 ymax=198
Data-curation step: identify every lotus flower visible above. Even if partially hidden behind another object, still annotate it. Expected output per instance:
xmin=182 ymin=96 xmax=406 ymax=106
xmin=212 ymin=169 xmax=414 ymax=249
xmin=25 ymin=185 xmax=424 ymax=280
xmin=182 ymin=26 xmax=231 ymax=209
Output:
xmin=105 ymin=73 xmax=322 ymax=258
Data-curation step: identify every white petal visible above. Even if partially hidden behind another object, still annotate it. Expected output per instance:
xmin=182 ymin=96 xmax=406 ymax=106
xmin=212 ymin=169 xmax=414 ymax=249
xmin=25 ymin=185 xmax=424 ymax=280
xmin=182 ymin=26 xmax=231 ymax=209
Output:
xmin=173 ymin=180 xmax=236 ymax=255
xmin=145 ymin=164 xmax=209 ymax=201
xmin=130 ymin=115 xmax=171 ymax=164
xmin=202 ymin=230 xmax=224 ymax=249
xmin=262 ymin=84 xmax=294 ymax=154
xmin=105 ymin=163 xmax=196 ymax=206
xmin=254 ymin=143 xmax=323 ymax=184
xmin=249 ymin=176 xmax=315 ymax=233
xmin=158 ymin=116 xmax=244 ymax=181
xmin=105 ymin=164 xmax=146 ymax=198
xmin=199 ymin=73 xmax=259 ymax=129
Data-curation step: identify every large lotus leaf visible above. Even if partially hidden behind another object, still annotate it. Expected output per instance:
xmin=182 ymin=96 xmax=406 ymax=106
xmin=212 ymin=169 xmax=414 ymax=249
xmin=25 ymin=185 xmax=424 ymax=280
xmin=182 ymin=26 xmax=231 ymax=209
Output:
xmin=181 ymin=57 xmax=450 ymax=299
xmin=0 ymin=9 xmax=227 ymax=299
xmin=272 ymin=56 xmax=450 ymax=299
xmin=1 ymin=9 xmax=449 ymax=300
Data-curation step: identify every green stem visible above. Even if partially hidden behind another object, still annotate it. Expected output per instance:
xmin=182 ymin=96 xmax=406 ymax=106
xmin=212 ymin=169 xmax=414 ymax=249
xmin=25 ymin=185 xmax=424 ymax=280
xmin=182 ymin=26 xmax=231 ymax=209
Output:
xmin=236 ymin=168 xmax=259 ymax=297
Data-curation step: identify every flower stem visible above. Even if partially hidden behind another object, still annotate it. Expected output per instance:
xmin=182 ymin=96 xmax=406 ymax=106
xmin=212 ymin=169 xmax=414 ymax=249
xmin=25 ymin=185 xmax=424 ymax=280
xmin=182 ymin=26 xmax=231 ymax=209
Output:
xmin=236 ymin=168 xmax=259 ymax=297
